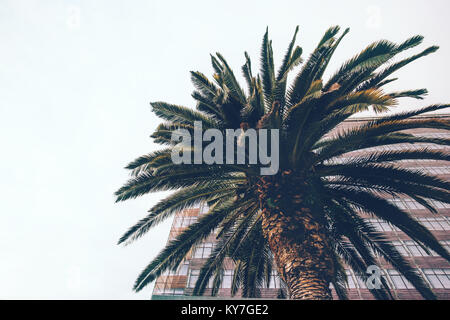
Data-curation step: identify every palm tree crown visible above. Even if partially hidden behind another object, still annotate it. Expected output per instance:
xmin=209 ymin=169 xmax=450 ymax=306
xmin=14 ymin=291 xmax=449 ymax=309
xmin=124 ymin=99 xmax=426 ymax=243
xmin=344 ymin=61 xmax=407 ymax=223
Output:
xmin=115 ymin=26 xmax=450 ymax=299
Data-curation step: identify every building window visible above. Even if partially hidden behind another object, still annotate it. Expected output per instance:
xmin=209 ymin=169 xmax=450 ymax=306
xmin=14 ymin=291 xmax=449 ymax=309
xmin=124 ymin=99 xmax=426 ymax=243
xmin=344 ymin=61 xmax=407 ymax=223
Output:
xmin=222 ymin=270 xmax=233 ymax=288
xmin=343 ymin=268 xmax=423 ymax=290
xmin=429 ymin=200 xmax=447 ymax=209
xmin=367 ymin=219 xmax=397 ymax=232
xmin=174 ymin=216 xmax=198 ymax=228
xmin=188 ymin=270 xmax=200 ymax=288
xmin=391 ymin=241 xmax=410 ymax=256
xmin=386 ymin=270 xmax=414 ymax=289
xmin=162 ymin=260 xmax=189 ymax=276
xmin=439 ymin=240 xmax=450 ymax=255
xmin=417 ymin=217 xmax=450 ymax=231
xmin=422 ymin=269 xmax=450 ymax=289
xmin=187 ymin=269 xmax=217 ymax=289
xmin=174 ymin=289 xmax=184 ymax=295
xmin=404 ymin=241 xmax=429 ymax=257
xmin=158 ymin=288 xmax=184 ymax=295
xmin=389 ymin=240 xmax=450 ymax=257
xmin=355 ymin=274 xmax=367 ymax=289
xmin=368 ymin=217 xmax=450 ymax=232
xmin=178 ymin=261 xmax=189 ymax=275
xmin=388 ymin=199 xmax=408 ymax=210
xmin=265 ymin=270 xmax=281 ymax=289
xmin=345 ymin=270 xmax=357 ymax=289
xmin=193 ymin=242 xmax=214 ymax=259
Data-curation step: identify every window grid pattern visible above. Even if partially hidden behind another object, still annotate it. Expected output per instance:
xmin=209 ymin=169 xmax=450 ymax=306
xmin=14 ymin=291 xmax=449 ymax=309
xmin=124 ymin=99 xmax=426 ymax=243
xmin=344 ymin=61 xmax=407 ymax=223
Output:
xmin=423 ymin=269 xmax=450 ymax=289
xmin=188 ymin=269 xmax=234 ymax=289
xmin=388 ymin=198 xmax=425 ymax=210
xmin=367 ymin=217 xmax=450 ymax=232
xmin=188 ymin=269 xmax=284 ymax=290
xmin=222 ymin=270 xmax=233 ymax=289
xmin=187 ymin=270 xmax=200 ymax=288
xmin=266 ymin=270 xmax=282 ymax=289
xmin=344 ymin=268 xmax=450 ymax=290
xmin=391 ymin=240 xmax=450 ymax=257
xmin=418 ymin=217 xmax=450 ymax=231
xmin=388 ymin=198 xmax=449 ymax=210
xmin=187 ymin=267 xmax=450 ymax=292
xmin=153 ymin=288 xmax=184 ymax=295
xmin=387 ymin=270 xmax=415 ymax=289
xmin=367 ymin=219 xmax=398 ymax=232
xmin=192 ymin=242 xmax=214 ymax=259
xmin=162 ymin=260 xmax=189 ymax=276
xmin=174 ymin=216 xmax=198 ymax=228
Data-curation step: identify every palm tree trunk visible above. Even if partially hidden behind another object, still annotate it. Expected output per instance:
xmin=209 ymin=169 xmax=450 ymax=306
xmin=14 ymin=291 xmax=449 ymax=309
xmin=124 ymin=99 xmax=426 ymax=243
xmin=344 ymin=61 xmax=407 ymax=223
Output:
xmin=256 ymin=173 xmax=334 ymax=300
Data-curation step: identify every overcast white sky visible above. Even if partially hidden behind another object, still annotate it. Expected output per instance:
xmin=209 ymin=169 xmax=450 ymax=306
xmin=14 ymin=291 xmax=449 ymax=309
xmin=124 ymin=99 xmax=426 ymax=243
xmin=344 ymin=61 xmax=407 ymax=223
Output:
xmin=0 ymin=0 xmax=449 ymax=299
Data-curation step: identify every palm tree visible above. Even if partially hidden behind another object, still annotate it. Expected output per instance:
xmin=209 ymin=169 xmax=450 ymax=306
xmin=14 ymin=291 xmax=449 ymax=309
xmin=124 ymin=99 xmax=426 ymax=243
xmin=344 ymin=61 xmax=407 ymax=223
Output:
xmin=115 ymin=26 xmax=450 ymax=300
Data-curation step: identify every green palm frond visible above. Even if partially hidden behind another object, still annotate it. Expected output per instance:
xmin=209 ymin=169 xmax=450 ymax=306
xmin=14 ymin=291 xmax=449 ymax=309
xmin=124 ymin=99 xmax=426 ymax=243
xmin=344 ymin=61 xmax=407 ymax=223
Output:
xmin=260 ymin=27 xmax=276 ymax=105
xmin=134 ymin=199 xmax=243 ymax=292
xmin=359 ymin=46 xmax=439 ymax=90
xmin=118 ymin=183 xmax=235 ymax=245
xmin=151 ymin=102 xmax=219 ymax=128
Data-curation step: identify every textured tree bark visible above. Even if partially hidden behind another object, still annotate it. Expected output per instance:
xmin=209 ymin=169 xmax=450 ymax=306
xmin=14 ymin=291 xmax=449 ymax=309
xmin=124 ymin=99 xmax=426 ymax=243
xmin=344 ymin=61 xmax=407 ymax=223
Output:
xmin=256 ymin=171 xmax=334 ymax=300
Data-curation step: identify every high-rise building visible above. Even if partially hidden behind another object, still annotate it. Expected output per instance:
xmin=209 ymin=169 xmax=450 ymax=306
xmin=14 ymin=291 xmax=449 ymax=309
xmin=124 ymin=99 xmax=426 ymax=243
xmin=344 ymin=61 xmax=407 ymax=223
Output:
xmin=151 ymin=114 xmax=450 ymax=300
